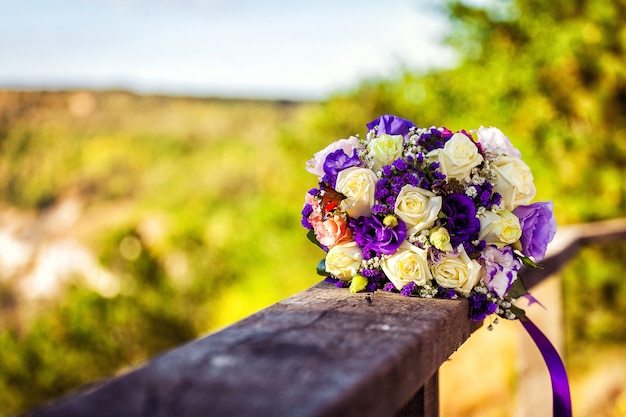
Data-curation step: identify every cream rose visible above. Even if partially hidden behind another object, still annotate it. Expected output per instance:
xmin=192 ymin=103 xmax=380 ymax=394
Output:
xmin=478 ymin=210 xmax=522 ymax=247
xmin=393 ymin=185 xmax=442 ymax=235
xmin=491 ymin=157 xmax=536 ymax=209
xmin=367 ymin=134 xmax=404 ymax=171
xmin=430 ymin=246 xmax=482 ymax=295
xmin=325 ymin=241 xmax=363 ymax=281
xmin=426 ymin=133 xmax=484 ymax=181
xmin=336 ymin=167 xmax=378 ymax=218
xmin=381 ymin=242 xmax=432 ymax=289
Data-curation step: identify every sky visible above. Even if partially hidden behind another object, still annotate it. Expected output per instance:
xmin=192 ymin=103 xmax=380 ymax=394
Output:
xmin=0 ymin=0 xmax=459 ymax=100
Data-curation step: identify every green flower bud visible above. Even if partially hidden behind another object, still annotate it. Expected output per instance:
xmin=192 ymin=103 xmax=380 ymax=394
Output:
xmin=349 ymin=274 xmax=369 ymax=293
xmin=383 ymin=214 xmax=399 ymax=228
xmin=429 ymin=226 xmax=453 ymax=252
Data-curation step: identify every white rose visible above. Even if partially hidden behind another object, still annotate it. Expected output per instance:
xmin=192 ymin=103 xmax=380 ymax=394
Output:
xmin=474 ymin=126 xmax=521 ymax=158
xmin=367 ymin=134 xmax=404 ymax=171
xmin=491 ymin=156 xmax=536 ymax=209
xmin=325 ymin=241 xmax=363 ymax=281
xmin=426 ymin=133 xmax=484 ymax=181
xmin=430 ymin=246 xmax=482 ymax=295
xmin=394 ymin=185 xmax=442 ymax=235
xmin=336 ymin=167 xmax=378 ymax=218
xmin=478 ymin=210 xmax=522 ymax=247
xmin=381 ymin=242 xmax=432 ymax=289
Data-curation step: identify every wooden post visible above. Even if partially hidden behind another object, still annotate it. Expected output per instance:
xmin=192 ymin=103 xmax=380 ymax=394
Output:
xmin=395 ymin=372 xmax=439 ymax=417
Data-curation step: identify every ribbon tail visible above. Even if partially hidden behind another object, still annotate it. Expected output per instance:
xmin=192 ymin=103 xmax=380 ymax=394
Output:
xmin=520 ymin=317 xmax=572 ymax=417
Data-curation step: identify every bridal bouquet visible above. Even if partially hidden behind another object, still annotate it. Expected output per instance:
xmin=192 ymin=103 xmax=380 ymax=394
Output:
xmin=301 ymin=114 xmax=557 ymax=323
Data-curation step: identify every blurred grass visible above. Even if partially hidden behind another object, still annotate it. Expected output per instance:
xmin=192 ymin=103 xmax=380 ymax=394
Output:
xmin=0 ymin=90 xmax=331 ymax=413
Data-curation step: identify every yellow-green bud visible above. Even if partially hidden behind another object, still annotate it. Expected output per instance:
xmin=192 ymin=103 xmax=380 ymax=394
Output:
xmin=349 ymin=274 xmax=369 ymax=293
xmin=383 ymin=214 xmax=399 ymax=228
xmin=429 ymin=226 xmax=453 ymax=252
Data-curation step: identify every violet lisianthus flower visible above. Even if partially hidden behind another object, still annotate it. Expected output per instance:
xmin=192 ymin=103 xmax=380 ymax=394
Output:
xmin=322 ymin=149 xmax=361 ymax=187
xmin=366 ymin=114 xmax=415 ymax=137
xmin=479 ymin=245 xmax=522 ymax=298
xmin=442 ymin=193 xmax=481 ymax=248
xmin=351 ymin=215 xmax=407 ymax=256
xmin=475 ymin=126 xmax=522 ymax=158
xmin=306 ymin=136 xmax=360 ymax=178
xmin=513 ymin=201 xmax=557 ymax=261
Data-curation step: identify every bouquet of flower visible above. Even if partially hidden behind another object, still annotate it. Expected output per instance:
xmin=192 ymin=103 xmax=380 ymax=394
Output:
xmin=301 ymin=114 xmax=557 ymax=323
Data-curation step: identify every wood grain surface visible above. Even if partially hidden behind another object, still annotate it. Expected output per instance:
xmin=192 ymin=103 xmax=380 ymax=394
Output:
xmin=26 ymin=281 xmax=476 ymax=417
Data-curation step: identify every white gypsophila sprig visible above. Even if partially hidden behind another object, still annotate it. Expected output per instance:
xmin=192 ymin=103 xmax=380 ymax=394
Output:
xmin=494 ymin=297 xmax=518 ymax=320
xmin=418 ymin=283 xmax=438 ymax=298
xmin=361 ymin=255 xmax=385 ymax=271
xmin=408 ymin=229 xmax=431 ymax=248
xmin=403 ymin=131 xmax=423 ymax=160
xmin=366 ymin=127 xmax=378 ymax=142
xmin=465 ymin=186 xmax=478 ymax=199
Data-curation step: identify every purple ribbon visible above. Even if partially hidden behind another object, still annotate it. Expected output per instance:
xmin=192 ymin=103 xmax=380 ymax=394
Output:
xmin=520 ymin=317 xmax=572 ymax=417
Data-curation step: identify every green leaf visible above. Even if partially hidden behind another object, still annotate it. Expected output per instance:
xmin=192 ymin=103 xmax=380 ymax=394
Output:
xmin=507 ymin=276 xmax=529 ymax=300
xmin=520 ymin=255 xmax=543 ymax=269
xmin=349 ymin=274 xmax=368 ymax=293
xmin=316 ymin=258 xmax=329 ymax=276
xmin=307 ymin=229 xmax=325 ymax=250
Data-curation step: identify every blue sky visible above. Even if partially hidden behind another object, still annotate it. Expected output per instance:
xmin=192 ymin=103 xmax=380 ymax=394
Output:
xmin=0 ymin=0 xmax=458 ymax=100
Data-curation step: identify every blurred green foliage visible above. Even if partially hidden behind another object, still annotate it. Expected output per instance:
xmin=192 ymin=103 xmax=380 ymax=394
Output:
xmin=0 ymin=92 xmax=327 ymax=414
xmin=1 ymin=0 xmax=626 ymax=415
xmin=312 ymin=0 xmax=626 ymax=359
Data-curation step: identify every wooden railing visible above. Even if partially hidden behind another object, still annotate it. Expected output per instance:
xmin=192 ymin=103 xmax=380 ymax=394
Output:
xmin=24 ymin=218 xmax=626 ymax=417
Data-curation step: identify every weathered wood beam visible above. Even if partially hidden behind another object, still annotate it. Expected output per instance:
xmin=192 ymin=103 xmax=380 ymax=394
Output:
xmin=26 ymin=282 xmax=478 ymax=417
xmin=27 ymin=218 xmax=626 ymax=417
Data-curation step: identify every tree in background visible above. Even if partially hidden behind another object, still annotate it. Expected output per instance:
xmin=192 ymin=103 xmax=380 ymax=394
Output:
xmin=314 ymin=0 xmax=626 ymax=358
xmin=321 ymin=0 xmax=626 ymax=222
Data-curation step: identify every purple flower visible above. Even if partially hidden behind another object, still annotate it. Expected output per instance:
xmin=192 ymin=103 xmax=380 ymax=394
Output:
xmin=437 ymin=286 xmax=458 ymax=299
xmin=322 ymin=149 xmax=361 ymax=187
xmin=351 ymin=215 xmax=406 ymax=256
xmin=513 ymin=201 xmax=557 ymax=261
xmin=400 ymin=281 xmax=417 ymax=296
xmin=469 ymin=293 xmax=498 ymax=321
xmin=366 ymin=114 xmax=415 ymax=137
xmin=442 ymin=193 xmax=481 ymax=249
xmin=418 ymin=127 xmax=453 ymax=152
xmin=479 ymin=245 xmax=521 ymax=298
xmin=301 ymin=203 xmax=314 ymax=229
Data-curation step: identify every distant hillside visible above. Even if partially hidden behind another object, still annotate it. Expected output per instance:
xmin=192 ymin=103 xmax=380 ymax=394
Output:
xmin=0 ymin=89 xmax=307 ymax=140
xmin=0 ymin=88 xmax=326 ymax=415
